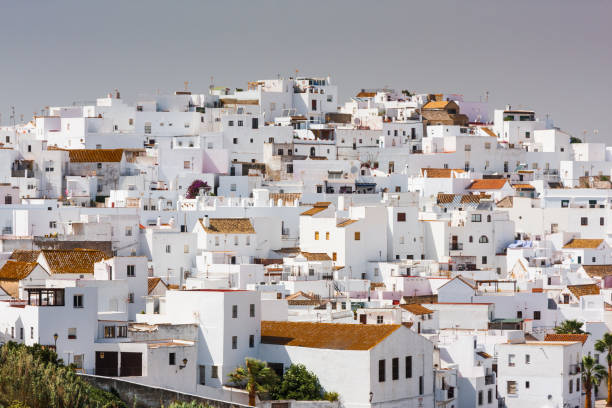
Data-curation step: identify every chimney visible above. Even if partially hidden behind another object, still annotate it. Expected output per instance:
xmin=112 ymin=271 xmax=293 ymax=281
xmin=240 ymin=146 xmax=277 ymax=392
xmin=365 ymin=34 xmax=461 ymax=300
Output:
xmin=203 ymin=215 xmax=210 ymax=228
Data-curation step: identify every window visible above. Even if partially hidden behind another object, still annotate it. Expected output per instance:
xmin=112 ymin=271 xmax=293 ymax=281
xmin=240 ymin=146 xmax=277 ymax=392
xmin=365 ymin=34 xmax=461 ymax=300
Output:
xmin=144 ymin=122 xmax=151 ymax=134
xmin=525 ymin=131 xmax=530 ymax=139
xmin=355 ymin=232 xmax=361 ymax=240
xmin=377 ymin=316 xmax=384 ymax=324
xmin=234 ymin=236 xmax=239 ymax=246
xmin=378 ymin=359 xmax=385 ymax=382
xmin=184 ymin=161 xmax=190 ymax=169
xmin=252 ymin=118 xmax=258 ymax=129
xmin=228 ymin=120 xmax=234 ymax=126
xmin=406 ymin=356 xmax=412 ymax=378
xmin=127 ymin=265 xmax=135 ymax=277
xmin=73 ymin=295 xmax=83 ymax=308
xmin=249 ymin=334 xmax=255 ymax=348
xmin=488 ymin=389 xmax=492 ymax=403
xmin=397 ymin=212 xmax=406 ymax=222
xmin=238 ymin=120 xmax=243 ymax=127
xmin=465 ymin=144 xmax=471 ymax=151
xmin=68 ymin=328 xmax=77 ymax=339
xmin=508 ymin=354 xmax=515 ymax=366
xmin=569 ymin=379 xmax=573 ymax=393
xmin=19 ymin=327 xmax=23 ymax=340
xmin=485 ymin=142 xmax=491 ymax=150
xmin=314 ymin=231 xmax=319 ymax=240
xmin=479 ymin=235 xmax=489 ymax=243
xmin=212 ymin=366 xmax=218 ymax=378
xmin=128 ymin=293 xmax=134 ymax=303
xmin=232 ymin=305 xmax=238 ymax=318
xmin=507 ymin=380 xmax=517 ymax=394
xmin=246 ymin=236 xmax=250 ymax=246
xmin=49 ymin=221 xmax=57 ymax=228
xmin=533 ymin=311 xmax=541 ymax=320
xmin=469 ymin=236 xmax=473 ymax=243
xmin=601 ymin=217 xmax=605 ymax=226
xmin=482 ymin=256 xmax=487 ymax=264
xmin=30 ymin=327 xmax=34 ymax=339
xmin=4 ymin=196 xmax=11 ymax=204
xmin=561 ymin=200 xmax=569 ymax=208
xmin=169 ymin=352 xmax=176 ymax=365
xmin=525 ymin=381 xmax=530 ymax=389
xmin=525 ymin=354 xmax=530 ymax=364
xmin=392 ymin=358 xmax=399 ymax=380
xmin=233 ymin=138 xmax=238 ymax=144
xmin=581 ymin=217 xmax=588 ymax=226
xmin=104 ymin=326 xmax=115 ymax=338
xmin=325 ymin=232 xmax=330 ymax=240
xmin=487 ymin=214 xmax=491 ymax=222
xmin=419 ymin=376 xmax=423 ymax=395
xmin=232 ymin=336 xmax=238 ymax=349
xmin=471 ymin=214 xmax=482 ymax=222
xmin=478 ymin=390 xmax=483 ymax=405
xmin=230 ymin=184 xmax=237 ymax=192
xmin=166 ymin=245 xmax=171 ymax=253
xmin=184 ymin=245 xmax=189 ymax=254
xmin=577 ymin=378 xmax=580 ymax=391
xmin=250 ymin=304 xmax=255 ymax=317
xmin=117 ymin=326 xmax=127 ymax=337
xmin=199 ymin=365 xmax=206 ymax=385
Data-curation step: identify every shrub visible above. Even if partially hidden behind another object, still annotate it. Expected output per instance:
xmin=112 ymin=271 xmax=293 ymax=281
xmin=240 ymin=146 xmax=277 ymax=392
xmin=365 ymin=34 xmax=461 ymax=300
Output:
xmin=323 ymin=391 xmax=339 ymax=402
xmin=273 ymin=364 xmax=323 ymax=401
xmin=186 ymin=180 xmax=210 ymax=199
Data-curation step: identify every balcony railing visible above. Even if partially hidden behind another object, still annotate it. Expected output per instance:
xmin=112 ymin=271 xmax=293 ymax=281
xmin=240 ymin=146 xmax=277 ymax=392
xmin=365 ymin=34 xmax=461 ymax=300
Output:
xmin=450 ymin=243 xmax=463 ymax=251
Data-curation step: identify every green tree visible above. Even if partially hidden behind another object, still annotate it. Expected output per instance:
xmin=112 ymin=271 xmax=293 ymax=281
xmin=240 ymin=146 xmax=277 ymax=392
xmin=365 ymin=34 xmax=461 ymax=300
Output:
xmin=554 ymin=319 xmax=586 ymax=334
xmin=274 ymin=364 xmax=323 ymax=401
xmin=582 ymin=355 xmax=607 ymax=408
xmin=595 ymin=332 xmax=612 ymax=406
xmin=227 ymin=358 xmax=279 ymax=406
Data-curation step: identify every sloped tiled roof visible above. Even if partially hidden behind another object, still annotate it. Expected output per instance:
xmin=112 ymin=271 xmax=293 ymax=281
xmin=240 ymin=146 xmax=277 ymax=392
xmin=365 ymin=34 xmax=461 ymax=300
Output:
xmin=68 ymin=149 xmax=124 ymax=163
xmin=0 ymin=280 xmax=18 ymax=298
xmin=337 ymin=219 xmax=359 ymax=228
xmin=41 ymin=249 xmax=107 ymax=274
xmin=356 ymin=91 xmax=376 ymax=98
xmin=512 ymin=183 xmax=535 ymax=190
xmin=199 ymin=218 xmax=255 ymax=234
xmin=421 ymin=168 xmax=465 ymax=178
xmin=468 ymin=179 xmax=508 ymax=190
xmin=481 ymin=127 xmax=497 ymax=138
xmin=563 ymin=239 xmax=604 ymax=249
xmin=567 ymin=284 xmax=600 ymax=298
xmin=582 ymin=265 xmax=612 ymax=277
xmin=261 ymin=321 xmax=400 ymax=350
xmin=148 ymin=277 xmax=167 ymax=295
xmin=299 ymin=252 xmax=331 ymax=261
xmin=0 ymin=260 xmax=38 ymax=280
xmin=544 ymin=333 xmax=589 ymax=344
xmin=422 ymin=100 xmax=451 ymax=110
xmin=286 ymin=291 xmax=318 ymax=301
xmin=476 ymin=351 xmax=492 ymax=359
xmin=400 ymin=304 xmax=433 ymax=315
xmin=10 ymin=250 xmax=41 ymax=263
xmin=300 ymin=202 xmax=331 ymax=216
xmin=496 ymin=196 xmax=514 ymax=208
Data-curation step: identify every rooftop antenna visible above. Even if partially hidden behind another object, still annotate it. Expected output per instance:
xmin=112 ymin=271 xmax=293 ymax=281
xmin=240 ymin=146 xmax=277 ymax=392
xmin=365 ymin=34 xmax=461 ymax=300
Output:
xmin=10 ymin=106 xmax=15 ymax=127
xmin=485 ymin=91 xmax=489 ymax=103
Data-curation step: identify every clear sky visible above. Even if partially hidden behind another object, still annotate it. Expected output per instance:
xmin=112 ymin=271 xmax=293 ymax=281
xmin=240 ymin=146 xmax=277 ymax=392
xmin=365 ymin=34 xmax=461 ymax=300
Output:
xmin=1 ymin=0 xmax=611 ymax=140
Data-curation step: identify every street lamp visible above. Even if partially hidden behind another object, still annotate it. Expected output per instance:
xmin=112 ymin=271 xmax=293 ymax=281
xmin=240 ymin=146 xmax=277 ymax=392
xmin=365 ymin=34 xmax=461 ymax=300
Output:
xmin=179 ymin=358 xmax=188 ymax=370
xmin=53 ymin=333 xmax=58 ymax=349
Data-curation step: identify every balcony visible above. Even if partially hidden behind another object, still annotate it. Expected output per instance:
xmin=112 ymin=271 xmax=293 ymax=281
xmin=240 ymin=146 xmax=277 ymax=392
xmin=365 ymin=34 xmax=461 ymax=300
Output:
xmin=11 ymin=169 xmax=34 ymax=178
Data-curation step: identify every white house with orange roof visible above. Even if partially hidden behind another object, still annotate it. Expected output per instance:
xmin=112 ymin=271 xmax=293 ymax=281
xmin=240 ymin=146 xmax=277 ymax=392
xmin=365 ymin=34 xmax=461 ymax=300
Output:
xmin=561 ymin=238 xmax=611 ymax=265
xmin=466 ymin=179 xmax=514 ymax=201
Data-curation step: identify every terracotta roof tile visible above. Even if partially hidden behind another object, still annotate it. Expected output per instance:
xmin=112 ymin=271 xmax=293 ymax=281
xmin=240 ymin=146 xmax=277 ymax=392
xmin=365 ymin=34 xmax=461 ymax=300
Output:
xmin=300 ymin=202 xmax=331 ymax=216
xmin=199 ymin=218 xmax=255 ymax=234
xmin=299 ymin=252 xmax=331 ymax=261
xmin=336 ymin=219 xmax=359 ymax=227
xmin=563 ymin=239 xmax=604 ymax=249
xmin=481 ymin=127 xmax=497 ymax=138
xmin=10 ymin=250 xmax=41 ymax=263
xmin=68 ymin=149 xmax=124 ymax=163
xmin=567 ymin=284 xmax=600 ymax=298
xmin=400 ymin=304 xmax=433 ymax=315
xmin=261 ymin=321 xmax=400 ymax=350
xmin=148 ymin=277 xmax=167 ymax=295
xmin=512 ymin=183 xmax=535 ymax=190
xmin=582 ymin=265 xmax=612 ymax=277
xmin=0 ymin=280 xmax=18 ymax=298
xmin=422 ymin=100 xmax=451 ymax=110
xmin=544 ymin=333 xmax=589 ymax=344
xmin=356 ymin=91 xmax=376 ymax=98
xmin=476 ymin=351 xmax=492 ymax=359
xmin=0 ymin=261 xmax=39 ymax=280
xmin=40 ymin=249 xmax=107 ymax=274
xmin=468 ymin=179 xmax=508 ymax=190
xmin=421 ymin=168 xmax=465 ymax=178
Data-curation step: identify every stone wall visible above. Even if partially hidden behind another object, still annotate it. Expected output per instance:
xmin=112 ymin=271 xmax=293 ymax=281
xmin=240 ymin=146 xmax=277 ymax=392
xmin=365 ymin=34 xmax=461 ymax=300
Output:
xmin=80 ymin=374 xmax=251 ymax=408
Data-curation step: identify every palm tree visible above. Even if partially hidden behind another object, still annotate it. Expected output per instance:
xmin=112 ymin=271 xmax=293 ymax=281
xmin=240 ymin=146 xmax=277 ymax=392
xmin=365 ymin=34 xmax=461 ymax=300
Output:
xmin=595 ymin=333 xmax=612 ymax=406
xmin=554 ymin=319 xmax=586 ymax=334
xmin=228 ymin=358 xmax=279 ymax=406
xmin=582 ymin=355 xmax=607 ymax=408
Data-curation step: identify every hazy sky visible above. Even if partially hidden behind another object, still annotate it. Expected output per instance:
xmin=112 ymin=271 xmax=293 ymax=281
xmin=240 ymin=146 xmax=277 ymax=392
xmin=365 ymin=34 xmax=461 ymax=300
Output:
xmin=1 ymin=0 xmax=611 ymax=140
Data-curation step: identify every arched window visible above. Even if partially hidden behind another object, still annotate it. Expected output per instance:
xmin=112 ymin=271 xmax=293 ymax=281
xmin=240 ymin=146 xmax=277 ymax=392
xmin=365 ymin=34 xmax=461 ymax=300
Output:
xmin=479 ymin=235 xmax=489 ymax=244
xmin=487 ymin=214 xmax=491 ymax=222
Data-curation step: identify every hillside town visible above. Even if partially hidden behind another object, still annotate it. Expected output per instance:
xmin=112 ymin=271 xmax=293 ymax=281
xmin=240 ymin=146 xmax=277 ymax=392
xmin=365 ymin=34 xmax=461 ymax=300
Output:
xmin=0 ymin=76 xmax=611 ymax=408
